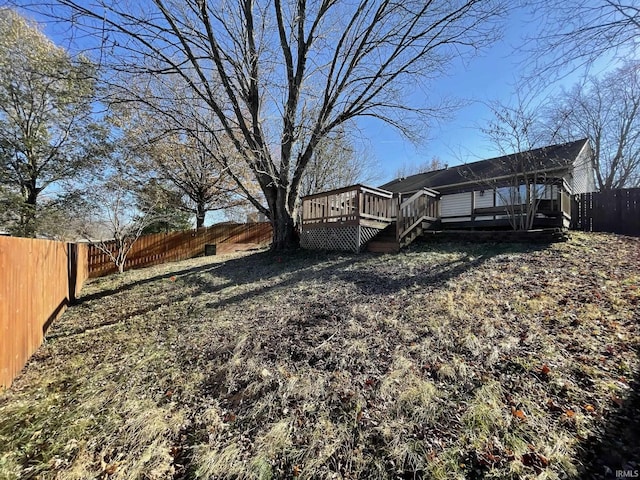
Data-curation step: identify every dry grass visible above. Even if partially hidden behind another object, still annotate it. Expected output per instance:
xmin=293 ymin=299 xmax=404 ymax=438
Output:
xmin=1 ymin=232 xmax=639 ymax=479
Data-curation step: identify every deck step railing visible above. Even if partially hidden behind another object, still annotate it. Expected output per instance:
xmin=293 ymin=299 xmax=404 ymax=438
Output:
xmin=396 ymin=188 xmax=439 ymax=243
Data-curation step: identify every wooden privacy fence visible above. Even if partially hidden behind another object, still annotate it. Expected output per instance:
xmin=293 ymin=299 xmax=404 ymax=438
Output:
xmin=0 ymin=223 xmax=269 ymax=388
xmin=88 ymin=222 xmax=273 ymax=278
xmin=572 ymin=188 xmax=640 ymax=236
xmin=0 ymin=237 xmax=89 ymax=389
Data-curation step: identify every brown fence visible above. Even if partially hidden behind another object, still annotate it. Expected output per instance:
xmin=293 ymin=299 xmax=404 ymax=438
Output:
xmin=572 ymin=188 xmax=640 ymax=236
xmin=0 ymin=223 xmax=269 ymax=389
xmin=0 ymin=237 xmax=89 ymax=389
xmin=88 ymin=222 xmax=273 ymax=278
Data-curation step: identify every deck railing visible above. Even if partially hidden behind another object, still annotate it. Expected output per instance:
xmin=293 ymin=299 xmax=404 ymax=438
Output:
xmin=302 ymin=184 xmax=395 ymax=226
xmin=561 ymin=190 xmax=571 ymax=217
xmin=397 ymin=188 xmax=439 ymax=242
xmin=560 ymin=179 xmax=572 ymax=218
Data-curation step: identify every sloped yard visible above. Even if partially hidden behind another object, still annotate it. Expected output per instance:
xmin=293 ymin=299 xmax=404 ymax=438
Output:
xmin=0 ymin=232 xmax=638 ymax=479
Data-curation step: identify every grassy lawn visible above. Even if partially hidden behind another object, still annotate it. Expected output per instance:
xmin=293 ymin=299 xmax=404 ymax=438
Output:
xmin=1 ymin=232 xmax=639 ymax=480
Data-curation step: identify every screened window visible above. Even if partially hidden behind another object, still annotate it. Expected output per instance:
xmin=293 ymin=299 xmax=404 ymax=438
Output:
xmin=496 ymin=185 xmax=526 ymax=206
xmin=533 ymin=184 xmax=556 ymax=200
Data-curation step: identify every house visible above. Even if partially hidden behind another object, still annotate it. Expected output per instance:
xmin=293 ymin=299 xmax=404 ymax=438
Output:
xmin=300 ymin=138 xmax=595 ymax=252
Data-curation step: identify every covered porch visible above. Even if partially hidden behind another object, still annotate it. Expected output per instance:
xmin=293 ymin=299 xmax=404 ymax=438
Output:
xmin=436 ymin=177 xmax=573 ymax=230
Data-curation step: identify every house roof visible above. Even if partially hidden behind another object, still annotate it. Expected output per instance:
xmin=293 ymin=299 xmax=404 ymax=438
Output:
xmin=380 ymin=138 xmax=589 ymax=193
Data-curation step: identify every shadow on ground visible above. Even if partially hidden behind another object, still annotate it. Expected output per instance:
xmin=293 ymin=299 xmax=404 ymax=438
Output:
xmin=162 ymin=240 xmax=555 ymax=479
xmin=75 ymin=260 xmax=235 ymax=305
xmin=577 ymin=347 xmax=640 ymax=479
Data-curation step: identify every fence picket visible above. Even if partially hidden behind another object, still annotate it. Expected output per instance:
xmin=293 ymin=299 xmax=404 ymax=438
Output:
xmin=573 ymin=188 xmax=640 ymax=236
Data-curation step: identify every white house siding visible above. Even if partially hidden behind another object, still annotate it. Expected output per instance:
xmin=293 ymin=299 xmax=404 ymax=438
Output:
xmin=440 ymin=192 xmax=472 ymax=218
xmin=571 ymin=145 xmax=596 ymax=193
xmin=474 ymin=190 xmax=494 ymax=208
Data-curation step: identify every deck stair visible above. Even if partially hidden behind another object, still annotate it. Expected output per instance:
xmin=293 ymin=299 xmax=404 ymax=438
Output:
xmin=366 ymin=222 xmax=400 ymax=253
xmin=365 ymin=220 xmax=433 ymax=253
xmin=367 ymin=188 xmax=439 ymax=253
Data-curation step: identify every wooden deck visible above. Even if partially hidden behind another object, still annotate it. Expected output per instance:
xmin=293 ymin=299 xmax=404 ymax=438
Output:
xmin=300 ymin=184 xmax=439 ymax=252
xmin=300 ymin=180 xmax=573 ymax=252
xmin=301 ymin=184 xmax=395 ymax=228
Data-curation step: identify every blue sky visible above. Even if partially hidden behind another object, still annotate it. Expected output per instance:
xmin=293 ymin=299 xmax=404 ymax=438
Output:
xmin=27 ymin=2 xmax=617 ymax=187
xmin=362 ymin=6 xmax=617 ymax=184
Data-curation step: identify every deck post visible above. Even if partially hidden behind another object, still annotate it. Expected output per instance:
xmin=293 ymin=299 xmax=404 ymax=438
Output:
xmin=470 ymin=191 xmax=476 ymax=223
xmin=395 ymin=195 xmax=402 ymax=242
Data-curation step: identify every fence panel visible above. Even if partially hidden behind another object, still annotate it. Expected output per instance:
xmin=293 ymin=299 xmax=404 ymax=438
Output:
xmin=573 ymin=188 xmax=640 ymax=236
xmin=0 ymin=237 xmax=89 ymax=389
xmin=87 ymin=222 xmax=273 ymax=278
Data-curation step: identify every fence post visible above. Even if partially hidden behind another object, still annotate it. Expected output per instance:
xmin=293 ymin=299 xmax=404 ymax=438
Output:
xmin=67 ymin=243 xmax=79 ymax=305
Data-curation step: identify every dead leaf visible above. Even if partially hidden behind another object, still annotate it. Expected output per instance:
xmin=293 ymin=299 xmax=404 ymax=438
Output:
xmin=611 ymin=396 xmax=624 ymax=407
xmin=584 ymin=404 xmax=595 ymax=413
xmin=540 ymin=364 xmax=551 ymax=375
xmin=511 ymin=407 xmax=526 ymax=420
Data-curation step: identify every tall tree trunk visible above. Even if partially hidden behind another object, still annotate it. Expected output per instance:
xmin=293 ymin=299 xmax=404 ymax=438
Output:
xmin=196 ymin=202 xmax=206 ymax=229
xmin=268 ymin=187 xmax=298 ymax=250
xmin=21 ymin=188 xmax=38 ymax=238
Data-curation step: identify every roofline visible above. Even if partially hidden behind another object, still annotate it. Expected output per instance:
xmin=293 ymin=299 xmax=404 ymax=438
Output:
xmin=383 ymin=138 xmax=589 ymax=191
xmin=413 ymin=165 xmax=570 ymax=191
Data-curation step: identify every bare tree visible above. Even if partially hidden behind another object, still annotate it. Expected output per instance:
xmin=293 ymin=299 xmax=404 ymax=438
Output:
xmin=29 ymin=0 xmax=505 ymax=249
xmin=546 ymin=62 xmax=640 ymax=189
xmin=80 ymin=168 xmax=167 ymax=274
xmin=467 ymin=100 xmax=565 ymax=230
xmin=124 ymin=116 xmax=249 ymax=228
xmin=524 ymin=1 xmax=639 ymax=78
xmin=394 ymin=156 xmax=446 ymax=179
xmin=108 ymin=74 xmax=257 ymax=228
xmin=149 ymin=132 xmax=252 ymax=228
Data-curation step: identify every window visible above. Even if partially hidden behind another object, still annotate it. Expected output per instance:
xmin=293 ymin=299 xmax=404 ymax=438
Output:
xmin=496 ymin=185 xmax=526 ymax=206
xmin=533 ymin=184 xmax=556 ymax=200
xmin=496 ymin=184 xmax=557 ymax=206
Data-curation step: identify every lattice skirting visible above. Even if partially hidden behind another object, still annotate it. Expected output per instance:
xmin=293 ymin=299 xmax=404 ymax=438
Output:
xmin=359 ymin=226 xmax=381 ymax=247
xmin=301 ymin=225 xmax=382 ymax=252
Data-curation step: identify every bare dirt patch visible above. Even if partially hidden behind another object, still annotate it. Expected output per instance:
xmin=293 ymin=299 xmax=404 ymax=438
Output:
xmin=1 ymin=233 xmax=638 ymax=479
